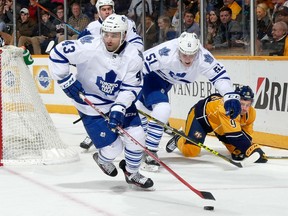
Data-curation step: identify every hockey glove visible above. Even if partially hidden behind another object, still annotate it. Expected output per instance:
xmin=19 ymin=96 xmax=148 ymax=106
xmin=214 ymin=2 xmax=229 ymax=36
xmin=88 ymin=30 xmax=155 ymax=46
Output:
xmin=78 ymin=28 xmax=91 ymax=39
xmin=108 ymin=104 xmax=126 ymax=132
xmin=223 ymin=92 xmax=241 ymax=119
xmin=58 ymin=73 xmax=85 ymax=104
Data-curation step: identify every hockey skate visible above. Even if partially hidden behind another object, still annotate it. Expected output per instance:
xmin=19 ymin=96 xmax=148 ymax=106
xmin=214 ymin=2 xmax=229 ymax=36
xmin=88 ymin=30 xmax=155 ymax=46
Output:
xmin=119 ymin=160 xmax=154 ymax=190
xmin=80 ymin=136 xmax=93 ymax=150
xmin=166 ymin=134 xmax=181 ymax=153
xmin=141 ymin=150 xmax=160 ymax=172
xmin=93 ymin=153 xmax=118 ymax=177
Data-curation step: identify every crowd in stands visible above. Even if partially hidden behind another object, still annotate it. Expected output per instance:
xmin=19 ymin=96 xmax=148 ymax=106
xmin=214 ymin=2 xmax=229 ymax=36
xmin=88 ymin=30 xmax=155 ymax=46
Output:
xmin=0 ymin=0 xmax=287 ymax=56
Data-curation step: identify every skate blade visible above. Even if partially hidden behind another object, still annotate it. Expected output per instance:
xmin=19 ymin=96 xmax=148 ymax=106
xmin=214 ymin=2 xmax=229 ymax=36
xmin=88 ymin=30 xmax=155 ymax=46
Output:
xmin=128 ymin=184 xmax=156 ymax=191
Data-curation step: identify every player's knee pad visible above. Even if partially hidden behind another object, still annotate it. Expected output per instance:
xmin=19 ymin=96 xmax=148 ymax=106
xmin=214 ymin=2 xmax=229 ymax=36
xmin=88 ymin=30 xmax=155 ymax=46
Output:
xmin=151 ymin=102 xmax=171 ymax=123
xmin=123 ymin=126 xmax=146 ymax=152
xmin=99 ymin=137 xmax=123 ymax=160
xmin=178 ymin=140 xmax=201 ymax=157
xmin=245 ymin=144 xmax=268 ymax=163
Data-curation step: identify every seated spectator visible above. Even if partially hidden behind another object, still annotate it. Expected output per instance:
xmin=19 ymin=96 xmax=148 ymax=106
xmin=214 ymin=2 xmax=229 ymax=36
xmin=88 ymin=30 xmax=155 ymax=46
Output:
xmin=18 ymin=10 xmax=56 ymax=54
xmin=274 ymin=5 xmax=288 ymax=25
xmin=1 ymin=0 xmax=16 ymax=34
xmin=58 ymin=2 xmax=90 ymax=42
xmin=157 ymin=15 xmax=177 ymax=44
xmin=83 ymin=0 xmax=97 ymax=22
xmin=257 ymin=3 xmax=273 ymax=40
xmin=183 ymin=9 xmax=200 ymax=36
xmin=206 ymin=8 xmax=221 ymax=45
xmin=223 ymin=0 xmax=242 ymax=21
xmin=27 ymin=0 xmax=39 ymax=22
xmin=205 ymin=6 xmax=243 ymax=50
xmin=53 ymin=5 xmax=65 ymax=44
xmin=261 ymin=21 xmax=288 ymax=56
xmin=7 ymin=8 xmax=36 ymax=46
xmin=137 ymin=14 xmax=158 ymax=50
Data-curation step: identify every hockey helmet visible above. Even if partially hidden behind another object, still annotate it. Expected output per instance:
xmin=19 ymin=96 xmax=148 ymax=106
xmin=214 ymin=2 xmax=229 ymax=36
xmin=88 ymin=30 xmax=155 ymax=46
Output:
xmin=101 ymin=14 xmax=128 ymax=34
xmin=235 ymin=85 xmax=254 ymax=101
xmin=96 ymin=0 xmax=115 ymax=13
xmin=178 ymin=32 xmax=200 ymax=55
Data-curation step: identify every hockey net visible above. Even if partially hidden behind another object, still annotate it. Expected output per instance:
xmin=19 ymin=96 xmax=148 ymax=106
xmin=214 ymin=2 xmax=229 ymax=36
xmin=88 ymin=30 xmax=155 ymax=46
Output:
xmin=0 ymin=46 xmax=79 ymax=165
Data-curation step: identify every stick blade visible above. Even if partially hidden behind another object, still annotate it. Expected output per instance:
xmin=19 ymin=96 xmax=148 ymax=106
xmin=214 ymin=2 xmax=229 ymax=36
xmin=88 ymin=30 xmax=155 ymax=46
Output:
xmin=45 ymin=40 xmax=55 ymax=54
xmin=200 ymin=191 xmax=216 ymax=200
xmin=230 ymin=160 xmax=243 ymax=168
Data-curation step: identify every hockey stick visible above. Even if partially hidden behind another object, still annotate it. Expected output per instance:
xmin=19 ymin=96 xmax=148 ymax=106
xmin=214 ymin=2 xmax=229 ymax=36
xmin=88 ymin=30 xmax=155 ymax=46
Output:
xmin=79 ymin=93 xmax=215 ymax=200
xmin=34 ymin=1 xmax=80 ymax=34
xmin=265 ymin=156 xmax=288 ymax=159
xmin=137 ymin=109 xmax=243 ymax=168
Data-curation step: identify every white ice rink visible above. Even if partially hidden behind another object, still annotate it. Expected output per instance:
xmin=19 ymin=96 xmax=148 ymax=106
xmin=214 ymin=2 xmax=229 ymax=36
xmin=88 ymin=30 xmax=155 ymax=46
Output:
xmin=1 ymin=114 xmax=288 ymax=216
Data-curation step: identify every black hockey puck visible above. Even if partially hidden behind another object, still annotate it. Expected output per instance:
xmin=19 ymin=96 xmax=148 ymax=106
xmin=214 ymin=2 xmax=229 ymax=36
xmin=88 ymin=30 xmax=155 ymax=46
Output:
xmin=204 ymin=206 xmax=214 ymax=211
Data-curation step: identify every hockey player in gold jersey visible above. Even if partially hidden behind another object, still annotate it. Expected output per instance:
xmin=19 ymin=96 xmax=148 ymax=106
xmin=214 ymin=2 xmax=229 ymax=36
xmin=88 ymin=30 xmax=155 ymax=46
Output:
xmin=166 ymin=85 xmax=267 ymax=163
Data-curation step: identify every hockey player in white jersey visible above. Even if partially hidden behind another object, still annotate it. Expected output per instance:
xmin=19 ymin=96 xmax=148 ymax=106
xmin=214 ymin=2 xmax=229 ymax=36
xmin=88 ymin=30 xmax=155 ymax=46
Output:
xmin=48 ymin=14 xmax=153 ymax=189
xmin=137 ymin=32 xmax=242 ymax=171
xmin=78 ymin=0 xmax=144 ymax=150
xmin=78 ymin=0 xmax=143 ymax=51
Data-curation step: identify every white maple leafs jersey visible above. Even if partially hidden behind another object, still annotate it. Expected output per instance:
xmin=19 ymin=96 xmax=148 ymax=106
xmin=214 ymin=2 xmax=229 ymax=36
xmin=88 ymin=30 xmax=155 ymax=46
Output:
xmin=143 ymin=38 xmax=234 ymax=95
xmin=49 ymin=35 xmax=144 ymax=116
xmin=86 ymin=17 xmax=144 ymax=51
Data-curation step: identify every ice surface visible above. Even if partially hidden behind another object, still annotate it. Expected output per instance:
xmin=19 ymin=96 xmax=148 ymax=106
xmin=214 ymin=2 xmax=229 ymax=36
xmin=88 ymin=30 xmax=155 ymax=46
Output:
xmin=0 ymin=114 xmax=287 ymax=216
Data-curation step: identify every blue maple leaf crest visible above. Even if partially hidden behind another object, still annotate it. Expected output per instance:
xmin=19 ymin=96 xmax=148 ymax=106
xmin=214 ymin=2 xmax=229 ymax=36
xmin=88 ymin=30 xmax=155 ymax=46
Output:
xmin=158 ymin=47 xmax=171 ymax=56
xmin=96 ymin=70 xmax=122 ymax=95
xmin=204 ymin=54 xmax=213 ymax=64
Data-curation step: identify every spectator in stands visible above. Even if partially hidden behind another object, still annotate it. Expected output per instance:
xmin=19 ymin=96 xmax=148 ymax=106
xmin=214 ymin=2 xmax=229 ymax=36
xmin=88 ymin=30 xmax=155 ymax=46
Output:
xmin=271 ymin=0 xmax=288 ymax=22
xmin=206 ymin=8 xmax=221 ymax=45
xmin=183 ymin=9 xmax=200 ymax=36
xmin=53 ymin=5 xmax=65 ymax=44
xmin=83 ymin=0 xmax=97 ymax=22
xmin=205 ymin=6 xmax=243 ymax=50
xmin=58 ymin=2 xmax=90 ymax=42
xmin=257 ymin=2 xmax=273 ymax=40
xmin=157 ymin=15 xmax=177 ymax=44
xmin=223 ymin=0 xmax=242 ymax=21
xmin=18 ymin=10 xmax=56 ymax=54
xmin=274 ymin=5 xmax=288 ymax=24
xmin=1 ymin=0 xmax=16 ymax=34
xmin=207 ymin=0 xmax=224 ymax=11
xmin=8 ymin=8 xmax=36 ymax=46
xmin=127 ymin=0 xmax=153 ymax=26
xmin=27 ymin=0 xmax=39 ymax=22
xmin=137 ymin=14 xmax=158 ymax=50
xmin=261 ymin=21 xmax=288 ymax=55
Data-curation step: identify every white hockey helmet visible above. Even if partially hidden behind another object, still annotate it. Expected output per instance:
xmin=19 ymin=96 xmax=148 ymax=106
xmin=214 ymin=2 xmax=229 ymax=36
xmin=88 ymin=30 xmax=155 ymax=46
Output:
xmin=96 ymin=0 xmax=115 ymax=13
xmin=178 ymin=32 xmax=200 ymax=55
xmin=101 ymin=14 xmax=128 ymax=34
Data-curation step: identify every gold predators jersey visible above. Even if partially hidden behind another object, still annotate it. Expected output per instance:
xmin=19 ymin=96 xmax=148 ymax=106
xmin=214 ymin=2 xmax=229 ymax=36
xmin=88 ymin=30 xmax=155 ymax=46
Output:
xmin=202 ymin=94 xmax=256 ymax=138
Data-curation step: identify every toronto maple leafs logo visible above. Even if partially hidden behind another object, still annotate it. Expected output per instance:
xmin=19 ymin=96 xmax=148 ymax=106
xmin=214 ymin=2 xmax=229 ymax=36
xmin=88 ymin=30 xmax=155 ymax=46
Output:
xmin=96 ymin=70 xmax=122 ymax=95
xmin=80 ymin=35 xmax=94 ymax=44
xmin=204 ymin=53 xmax=213 ymax=64
xmin=158 ymin=47 xmax=171 ymax=56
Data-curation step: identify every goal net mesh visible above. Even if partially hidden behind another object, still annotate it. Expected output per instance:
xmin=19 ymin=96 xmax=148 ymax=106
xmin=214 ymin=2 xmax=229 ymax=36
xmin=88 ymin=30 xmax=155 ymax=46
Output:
xmin=0 ymin=46 xmax=79 ymax=165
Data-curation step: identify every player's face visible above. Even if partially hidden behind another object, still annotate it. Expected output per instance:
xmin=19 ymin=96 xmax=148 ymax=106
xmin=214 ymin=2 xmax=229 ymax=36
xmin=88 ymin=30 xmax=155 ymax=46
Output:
xmin=240 ymin=100 xmax=252 ymax=115
xmin=99 ymin=6 xmax=113 ymax=20
xmin=179 ymin=52 xmax=195 ymax=67
xmin=102 ymin=31 xmax=122 ymax=52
